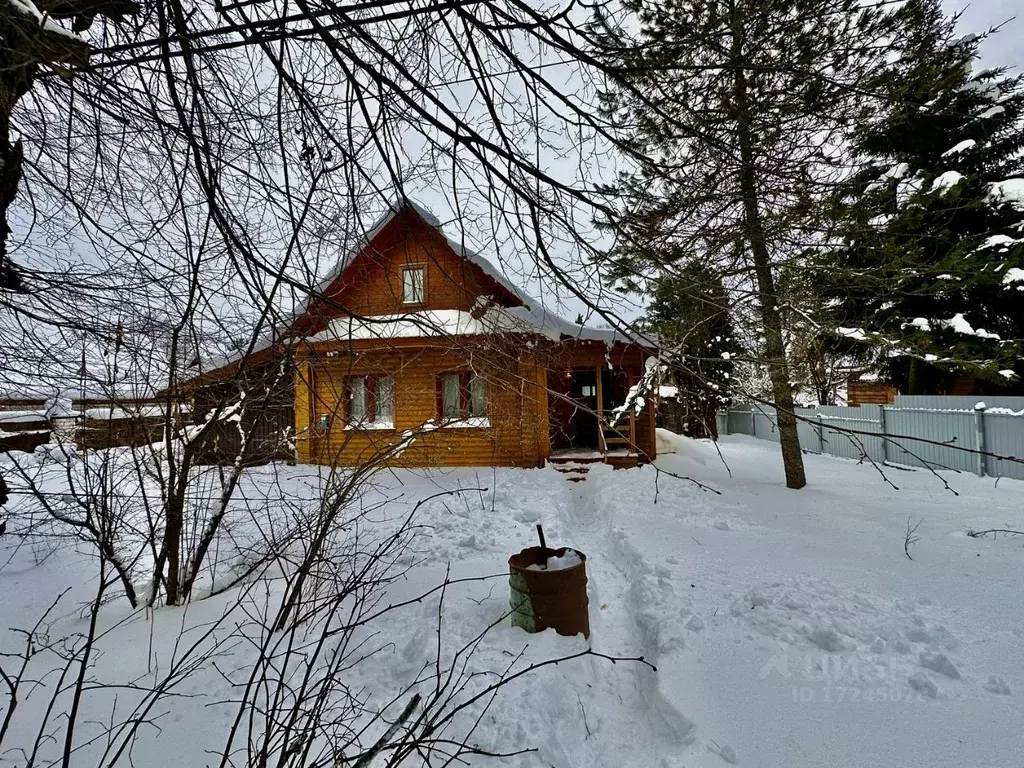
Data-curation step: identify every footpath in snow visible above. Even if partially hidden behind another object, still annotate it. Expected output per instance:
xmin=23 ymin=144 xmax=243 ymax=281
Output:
xmin=1 ymin=433 xmax=1022 ymax=767
xmin=579 ymin=431 xmax=1024 ymax=767
xmin=390 ymin=432 xmax=1024 ymax=767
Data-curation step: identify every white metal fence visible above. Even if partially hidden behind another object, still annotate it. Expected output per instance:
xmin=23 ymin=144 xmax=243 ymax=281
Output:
xmin=720 ymin=396 xmax=1024 ymax=481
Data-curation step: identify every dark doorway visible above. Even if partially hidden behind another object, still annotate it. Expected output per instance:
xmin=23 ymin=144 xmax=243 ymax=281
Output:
xmin=548 ymin=370 xmax=574 ymax=451
xmin=549 ymin=367 xmax=633 ymax=453
xmin=602 ymin=368 xmax=629 ymax=412
xmin=569 ymin=369 xmax=600 ymax=449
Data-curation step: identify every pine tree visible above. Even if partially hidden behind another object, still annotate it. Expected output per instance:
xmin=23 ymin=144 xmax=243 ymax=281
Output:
xmin=778 ymin=262 xmax=859 ymax=405
xmin=593 ymin=0 xmax=900 ymax=488
xmin=645 ymin=265 xmax=737 ymax=438
xmin=819 ymin=4 xmax=1024 ymax=393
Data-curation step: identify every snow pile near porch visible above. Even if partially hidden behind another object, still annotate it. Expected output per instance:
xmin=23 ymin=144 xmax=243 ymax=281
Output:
xmin=656 ymin=426 xmax=711 ymax=457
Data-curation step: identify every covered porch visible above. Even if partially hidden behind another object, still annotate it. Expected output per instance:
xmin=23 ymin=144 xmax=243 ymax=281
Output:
xmin=544 ymin=341 xmax=656 ymax=469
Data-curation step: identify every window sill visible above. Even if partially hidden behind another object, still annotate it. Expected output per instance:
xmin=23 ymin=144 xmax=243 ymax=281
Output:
xmin=344 ymin=421 xmax=396 ymax=431
xmin=440 ymin=417 xmax=491 ymax=429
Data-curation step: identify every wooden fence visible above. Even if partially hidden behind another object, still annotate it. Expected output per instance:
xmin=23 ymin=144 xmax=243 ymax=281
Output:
xmin=191 ymin=406 xmax=295 ymax=466
xmin=0 ymin=400 xmax=294 ymax=466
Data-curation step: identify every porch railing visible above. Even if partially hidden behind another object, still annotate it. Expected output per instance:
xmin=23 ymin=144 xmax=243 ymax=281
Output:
xmin=599 ymin=409 xmax=636 ymax=454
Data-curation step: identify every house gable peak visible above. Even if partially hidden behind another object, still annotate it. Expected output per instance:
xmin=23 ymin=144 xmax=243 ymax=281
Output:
xmin=289 ymin=200 xmax=528 ymax=337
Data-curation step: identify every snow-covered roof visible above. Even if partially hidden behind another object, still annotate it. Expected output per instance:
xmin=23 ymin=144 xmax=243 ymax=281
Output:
xmin=309 ymin=304 xmax=654 ymax=346
xmin=0 ymin=410 xmax=49 ymax=425
xmin=488 ymin=303 xmax=654 ymax=345
xmin=852 ymin=371 xmax=882 ymax=382
xmin=190 ymin=199 xmax=655 ymax=375
xmin=83 ymin=405 xmax=189 ymax=420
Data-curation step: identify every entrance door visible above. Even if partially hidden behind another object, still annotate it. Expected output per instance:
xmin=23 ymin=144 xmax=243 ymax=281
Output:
xmin=602 ymin=368 xmax=629 ymax=413
xmin=570 ymin=369 xmax=600 ymax=449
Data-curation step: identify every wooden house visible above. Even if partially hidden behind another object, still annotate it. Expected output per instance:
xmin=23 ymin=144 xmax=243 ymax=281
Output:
xmin=180 ymin=201 xmax=659 ymax=469
xmin=846 ymin=364 xmax=1024 ymax=406
xmin=846 ymin=373 xmax=896 ymax=407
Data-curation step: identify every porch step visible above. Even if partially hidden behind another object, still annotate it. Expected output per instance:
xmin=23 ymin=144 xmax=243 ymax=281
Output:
xmin=547 ymin=452 xmax=641 ymax=474
xmin=553 ymin=463 xmax=591 ymax=483
xmin=605 ymin=454 xmax=640 ymax=470
xmin=548 ymin=454 xmax=605 ymax=465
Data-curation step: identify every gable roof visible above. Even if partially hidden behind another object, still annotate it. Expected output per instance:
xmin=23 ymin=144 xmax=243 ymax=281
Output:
xmin=184 ymin=200 xmax=655 ymax=381
xmin=293 ymin=199 xmax=530 ymax=324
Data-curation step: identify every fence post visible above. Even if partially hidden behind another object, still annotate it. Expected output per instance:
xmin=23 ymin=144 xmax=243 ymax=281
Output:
xmin=750 ymin=409 xmax=756 ymax=438
xmin=816 ymin=412 xmax=825 ymax=454
xmin=974 ymin=403 xmax=987 ymax=477
xmin=877 ymin=404 xmax=889 ymax=464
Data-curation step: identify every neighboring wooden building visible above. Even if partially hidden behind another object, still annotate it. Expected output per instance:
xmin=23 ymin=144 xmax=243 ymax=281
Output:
xmin=0 ymin=404 xmax=52 ymax=454
xmin=181 ymin=201 xmax=658 ymax=469
xmin=846 ymin=374 xmax=896 ymax=407
xmin=847 ymin=366 xmax=1024 ymax=406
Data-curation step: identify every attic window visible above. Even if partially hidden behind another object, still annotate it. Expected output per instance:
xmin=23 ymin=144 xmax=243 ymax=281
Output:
xmin=403 ymin=265 xmax=425 ymax=305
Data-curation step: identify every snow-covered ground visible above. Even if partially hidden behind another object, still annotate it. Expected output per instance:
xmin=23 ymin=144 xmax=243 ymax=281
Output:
xmin=1 ymin=432 xmax=1022 ymax=766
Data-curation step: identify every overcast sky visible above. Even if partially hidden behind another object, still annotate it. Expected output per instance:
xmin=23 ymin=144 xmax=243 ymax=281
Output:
xmin=945 ymin=1 xmax=1021 ymax=69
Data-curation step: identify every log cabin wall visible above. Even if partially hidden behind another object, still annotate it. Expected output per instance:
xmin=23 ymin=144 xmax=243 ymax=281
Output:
xmin=294 ymin=339 xmax=550 ymax=468
xmin=293 ymin=337 xmax=658 ymax=469
xmin=846 ymin=377 xmax=896 ymax=407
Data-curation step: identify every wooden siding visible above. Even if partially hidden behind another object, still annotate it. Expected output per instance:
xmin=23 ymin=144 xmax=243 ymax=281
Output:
xmin=293 ymin=336 xmax=658 ymax=468
xmin=294 ymin=343 xmax=550 ymax=468
xmin=0 ymin=398 xmax=46 ymax=411
xmin=847 ymin=377 xmax=896 ymax=407
xmin=292 ymin=209 xmax=521 ymax=338
xmin=189 ymin=361 xmax=296 ymax=465
xmin=0 ymin=430 xmax=51 ymax=453
xmin=75 ymin=416 xmax=167 ymax=451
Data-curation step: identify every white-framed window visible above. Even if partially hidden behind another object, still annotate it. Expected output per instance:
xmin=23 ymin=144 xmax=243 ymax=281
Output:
xmin=346 ymin=375 xmax=395 ymax=428
xmin=438 ymin=371 xmax=488 ymax=422
xmin=403 ymin=265 xmax=425 ymax=304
